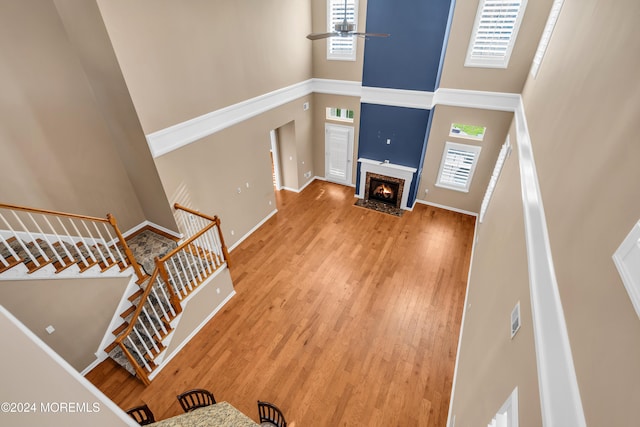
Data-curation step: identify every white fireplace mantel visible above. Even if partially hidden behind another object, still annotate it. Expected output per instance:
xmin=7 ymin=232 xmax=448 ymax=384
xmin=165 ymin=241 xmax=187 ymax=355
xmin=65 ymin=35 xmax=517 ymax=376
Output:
xmin=358 ymin=158 xmax=417 ymax=210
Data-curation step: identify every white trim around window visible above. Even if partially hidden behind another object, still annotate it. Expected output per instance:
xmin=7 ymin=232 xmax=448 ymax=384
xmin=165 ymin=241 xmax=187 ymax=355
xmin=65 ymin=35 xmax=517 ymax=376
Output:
xmin=465 ymin=0 xmax=528 ymax=69
xmin=436 ymin=141 xmax=482 ymax=193
xmin=327 ymin=0 xmax=358 ymax=61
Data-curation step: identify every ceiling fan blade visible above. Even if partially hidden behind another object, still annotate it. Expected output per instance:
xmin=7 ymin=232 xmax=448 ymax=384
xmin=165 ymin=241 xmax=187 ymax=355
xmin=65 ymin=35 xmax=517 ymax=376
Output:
xmin=352 ymin=32 xmax=390 ymax=38
xmin=306 ymin=32 xmax=338 ymax=40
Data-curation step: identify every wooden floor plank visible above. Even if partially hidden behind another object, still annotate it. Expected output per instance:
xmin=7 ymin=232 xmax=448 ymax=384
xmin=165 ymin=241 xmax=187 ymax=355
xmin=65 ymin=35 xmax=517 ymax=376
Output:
xmin=86 ymin=180 xmax=475 ymax=426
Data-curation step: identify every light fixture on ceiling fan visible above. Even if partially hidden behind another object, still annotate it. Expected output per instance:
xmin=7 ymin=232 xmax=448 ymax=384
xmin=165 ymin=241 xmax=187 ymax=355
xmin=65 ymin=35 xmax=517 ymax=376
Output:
xmin=306 ymin=0 xmax=390 ymax=41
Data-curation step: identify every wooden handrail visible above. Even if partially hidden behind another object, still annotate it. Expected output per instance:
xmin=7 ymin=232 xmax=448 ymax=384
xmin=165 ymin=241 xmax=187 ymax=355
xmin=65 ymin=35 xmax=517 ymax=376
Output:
xmin=0 ymin=202 xmax=109 ymax=223
xmin=107 ymin=214 xmax=145 ymax=283
xmin=173 ymin=203 xmax=218 ymax=223
xmin=114 ymin=264 xmax=162 ymax=347
xmin=158 ymin=223 xmax=217 ymax=263
xmin=172 ymin=203 xmax=230 ymax=268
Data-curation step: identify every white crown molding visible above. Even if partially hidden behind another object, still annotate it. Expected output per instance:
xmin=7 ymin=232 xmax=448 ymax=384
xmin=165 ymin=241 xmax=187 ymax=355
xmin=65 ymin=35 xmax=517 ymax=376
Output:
xmin=361 ymin=85 xmax=435 ymax=110
xmin=147 ymin=79 xmax=315 ymax=158
xmin=435 ymin=88 xmax=521 ymax=112
xmin=513 ymin=97 xmax=586 ymax=427
xmin=312 ymin=78 xmax=362 ymax=97
xmin=146 ymin=79 xmax=525 ymax=158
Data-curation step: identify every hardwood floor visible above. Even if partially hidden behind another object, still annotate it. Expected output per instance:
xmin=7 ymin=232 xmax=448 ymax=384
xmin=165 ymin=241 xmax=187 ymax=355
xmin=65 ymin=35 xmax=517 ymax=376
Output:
xmin=86 ymin=180 xmax=476 ymax=426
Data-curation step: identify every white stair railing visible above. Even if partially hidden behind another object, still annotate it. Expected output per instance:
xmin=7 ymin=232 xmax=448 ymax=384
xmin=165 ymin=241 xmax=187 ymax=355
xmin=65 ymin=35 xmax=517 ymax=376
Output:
xmin=0 ymin=202 xmax=143 ymax=280
xmin=115 ymin=204 xmax=230 ymax=385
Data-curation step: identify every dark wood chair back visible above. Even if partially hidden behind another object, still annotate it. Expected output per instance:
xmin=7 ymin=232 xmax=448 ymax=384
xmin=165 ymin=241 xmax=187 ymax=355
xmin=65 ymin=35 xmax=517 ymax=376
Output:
xmin=177 ymin=388 xmax=216 ymax=412
xmin=126 ymin=404 xmax=155 ymax=425
xmin=257 ymin=400 xmax=287 ymax=427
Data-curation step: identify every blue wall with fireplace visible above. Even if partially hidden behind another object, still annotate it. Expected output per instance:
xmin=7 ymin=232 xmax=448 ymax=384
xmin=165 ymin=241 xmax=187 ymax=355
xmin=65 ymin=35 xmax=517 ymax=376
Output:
xmin=356 ymin=0 xmax=454 ymax=208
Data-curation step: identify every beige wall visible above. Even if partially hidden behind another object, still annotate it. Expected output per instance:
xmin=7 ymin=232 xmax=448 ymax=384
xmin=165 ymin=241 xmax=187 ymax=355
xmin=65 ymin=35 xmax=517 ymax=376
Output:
xmin=439 ymin=0 xmax=553 ymax=93
xmin=0 ymin=1 xmax=148 ymax=231
xmin=97 ymin=0 xmax=314 ymax=134
xmin=450 ymin=125 xmax=542 ymax=426
xmin=311 ymin=0 xmax=366 ymax=82
xmin=165 ymin=269 xmax=234 ymax=358
xmin=312 ymin=93 xmax=361 ymax=185
xmin=53 ymin=0 xmax=178 ymax=232
xmin=0 ymin=308 xmax=133 ymax=427
xmin=153 ymin=95 xmax=314 ymax=248
xmin=418 ymin=106 xmax=513 ymax=213
xmin=521 ymin=0 xmax=640 ymax=424
xmin=0 ymin=276 xmax=129 ymax=371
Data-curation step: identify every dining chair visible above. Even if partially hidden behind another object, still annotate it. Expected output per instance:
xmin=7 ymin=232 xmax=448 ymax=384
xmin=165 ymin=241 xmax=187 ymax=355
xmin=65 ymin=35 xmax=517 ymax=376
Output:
xmin=257 ymin=400 xmax=287 ymax=427
xmin=177 ymin=388 xmax=216 ymax=412
xmin=125 ymin=404 xmax=155 ymax=425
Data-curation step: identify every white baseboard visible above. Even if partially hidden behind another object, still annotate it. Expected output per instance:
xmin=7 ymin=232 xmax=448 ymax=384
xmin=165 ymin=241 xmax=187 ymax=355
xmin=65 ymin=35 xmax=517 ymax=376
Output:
xmin=414 ymin=199 xmax=479 ymax=217
xmin=229 ymin=209 xmax=278 ymax=252
xmin=81 ymin=352 xmax=108 ymax=376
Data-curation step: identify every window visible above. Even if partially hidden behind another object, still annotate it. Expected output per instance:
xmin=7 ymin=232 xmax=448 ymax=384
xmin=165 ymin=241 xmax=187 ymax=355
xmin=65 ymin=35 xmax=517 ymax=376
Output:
xmin=465 ymin=0 xmax=528 ymax=68
xmin=479 ymin=136 xmax=511 ymax=222
xmin=530 ymin=0 xmax=564 ymax=77
xmin=326 ymin=107 xmax=355 ymax=123
xmin=436 ymin=142 xmax=482 ymax=192
xmin=450 ymin=123 xmax=487 ymax=141
xmin=327 ymin=0 xmax=358 ymax=61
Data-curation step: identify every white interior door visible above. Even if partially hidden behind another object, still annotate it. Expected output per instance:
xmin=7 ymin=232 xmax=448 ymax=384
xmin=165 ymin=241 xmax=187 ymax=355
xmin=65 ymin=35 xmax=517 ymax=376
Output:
xmin=325 ymin=123 xmax=354 ymax=185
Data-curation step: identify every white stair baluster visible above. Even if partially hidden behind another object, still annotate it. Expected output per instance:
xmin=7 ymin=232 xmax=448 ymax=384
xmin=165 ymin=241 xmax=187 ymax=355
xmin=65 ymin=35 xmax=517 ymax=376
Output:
xmin=101 ymin=223 xmax=128 ymax=266
xmin=0 ymin=233 xmax=20 ymax=266
xmin=81 ymin=220 xmax=108 ymax=267
xmin=125 ymin=336 xmax=151 ymax=372
xmin=149 ymin=286 xmax=170 ymax=329
xmin=43 ymin=216 xmax=74 ymax=266
xmin=3 ymin=212 xmax=42 ymax=267
xmin=27 ymin=213 xmax=63 ymax=266
xmin=132 ymin=325 xmax=154 ymax=362
xmin=92 ymin=222 xmax=116 ymax=264
xmin=69 ymin=218 xmax=98 ymax=264
xmin=169 ymin=257 xmax=186 ymax=296
xmin=140 ymin=307 xmax=162 ymax=347
xmin=58 ymin=217 xmax=90 ymax=268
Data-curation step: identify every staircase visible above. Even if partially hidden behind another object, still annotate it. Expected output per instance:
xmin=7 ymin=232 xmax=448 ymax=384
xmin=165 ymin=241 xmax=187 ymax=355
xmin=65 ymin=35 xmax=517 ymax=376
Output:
xmin=0 ymin=202 xmax=230 ymax=385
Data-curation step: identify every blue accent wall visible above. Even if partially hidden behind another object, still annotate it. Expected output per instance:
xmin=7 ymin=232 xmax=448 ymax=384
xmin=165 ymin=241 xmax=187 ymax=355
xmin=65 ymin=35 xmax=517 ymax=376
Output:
xmin=356 ymin=103 xmax=431 ymax=206
xmin=362 ymin=0 xmax=453 ymax=92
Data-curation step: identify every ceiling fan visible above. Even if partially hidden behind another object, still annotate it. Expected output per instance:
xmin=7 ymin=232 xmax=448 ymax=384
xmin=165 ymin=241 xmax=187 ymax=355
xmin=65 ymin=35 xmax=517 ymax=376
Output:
xmin=306 ymin=0 xmax=390 ymax=41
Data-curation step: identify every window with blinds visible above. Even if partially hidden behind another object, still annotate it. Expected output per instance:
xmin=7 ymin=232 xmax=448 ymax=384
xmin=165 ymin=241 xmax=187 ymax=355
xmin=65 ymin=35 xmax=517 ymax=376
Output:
xmin=327 ymin=0 xmax=358 ymax=61
xmin=436 ymin=142 xmax=482 ymax=193
xmin=479 ymin=137 xmax=511 ymax=222
xmin=530 ymin=0 xmax=564 ymax=77
xmin=465 ymin=0 xmax=528 ymax=68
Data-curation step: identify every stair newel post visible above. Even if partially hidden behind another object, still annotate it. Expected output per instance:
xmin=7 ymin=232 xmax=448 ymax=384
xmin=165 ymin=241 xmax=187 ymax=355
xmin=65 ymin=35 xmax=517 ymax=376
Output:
xmin=117 ymin=340 xmax=151 ymax=386
xmin=156 ymin=257 xmax=182 ymax=315
xmin=107 ymin=213 xmax=145 ymax=283
xmin=215 ymin=216 xmax=231 ymax=268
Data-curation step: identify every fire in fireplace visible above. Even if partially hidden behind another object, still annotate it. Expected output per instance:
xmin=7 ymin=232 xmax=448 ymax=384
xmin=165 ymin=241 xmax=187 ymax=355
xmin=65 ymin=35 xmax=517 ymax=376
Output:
xmin=367 ymin=176 xmax=401 ymax=207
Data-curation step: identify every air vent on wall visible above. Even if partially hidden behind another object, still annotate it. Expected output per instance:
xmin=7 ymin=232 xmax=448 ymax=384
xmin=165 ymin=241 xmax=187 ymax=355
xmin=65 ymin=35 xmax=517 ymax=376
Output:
xmin=511 ymin=301 xmax=521 ymax=339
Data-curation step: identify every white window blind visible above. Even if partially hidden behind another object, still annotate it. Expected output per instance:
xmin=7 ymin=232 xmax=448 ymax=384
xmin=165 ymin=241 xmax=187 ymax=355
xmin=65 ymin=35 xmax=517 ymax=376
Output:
xmin=465 ymin=0 xmax=528 ymax=68
xmin=479 ymin=137 xmax=511 ymax=222
xmin=436 ymin=142 xmax=482 ymax=193
xmin=530 ymin=0 xmax=564 ymax=77
xmin=327 ymin=0 xmax=357 ymax=61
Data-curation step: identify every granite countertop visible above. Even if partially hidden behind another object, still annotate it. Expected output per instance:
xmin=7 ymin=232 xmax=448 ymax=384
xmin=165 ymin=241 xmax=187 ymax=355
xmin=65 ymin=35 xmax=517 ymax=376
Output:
xmin=149 ymin=401 xmax=259 ymax=427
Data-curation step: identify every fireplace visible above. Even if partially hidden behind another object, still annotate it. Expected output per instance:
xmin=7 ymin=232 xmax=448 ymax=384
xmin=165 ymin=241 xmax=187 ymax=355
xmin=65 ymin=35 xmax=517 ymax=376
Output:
xmin=364 ymin=173 xmax=404 ymax=209
xmin=358 ymin=158 xmax=417 ymax=210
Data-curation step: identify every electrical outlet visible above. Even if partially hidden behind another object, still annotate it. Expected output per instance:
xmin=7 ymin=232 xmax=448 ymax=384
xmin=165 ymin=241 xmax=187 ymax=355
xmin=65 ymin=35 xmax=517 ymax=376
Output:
xmin=46 ymin=325 xmax=55 ymax=334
